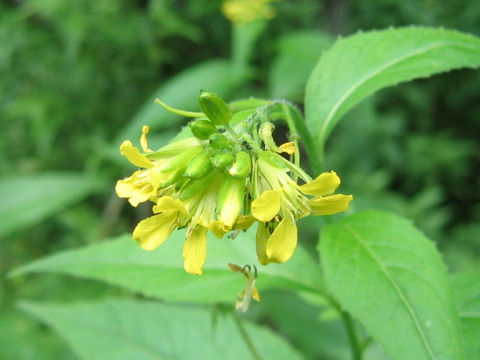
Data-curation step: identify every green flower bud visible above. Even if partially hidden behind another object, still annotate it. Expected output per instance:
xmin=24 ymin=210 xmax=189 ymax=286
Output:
xmin=198 ymin=91 xmax=232 ymax=126
xmin=189 ymin=119 xmax=218 ymax=140
xmin=185 ymin=151 xmax=212 ymax=179
xmin=229 ymin=151 xmax=251 ymax=178
xmin=212 ymin=152 xmax=234 ymax=169
xmin=209 ymin=133 xmax=232 ymax=150
xmin=160 ymin=147 xmax=202 ymax=173
xmin=179 ymin=173 xmax=215 ymax=201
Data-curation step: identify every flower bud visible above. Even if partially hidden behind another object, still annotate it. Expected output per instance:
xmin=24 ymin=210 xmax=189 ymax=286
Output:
xmin=209 ymin=133 xmax=232 ymax=150
xmin=179 ymin=174 xmax=215 ymax=201
xmin=189 ymin=119 xmax=218 ymax=140
xmin=212 ymin=152 xmax=234 ymax=169
xmin=185 ymin=151 xmax=212 ymax=179
xmin=160 ymin=147 xmax=202 ymax=173
xmin=198 ymin=91 xmax=232 ymax=126
xmin=229 ymin=151 xmax=251 ymax=178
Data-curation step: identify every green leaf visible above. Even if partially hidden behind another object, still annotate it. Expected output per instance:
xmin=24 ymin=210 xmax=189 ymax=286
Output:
xmin=0 ymin=173 xmax=101 ymax=237
xmin=232 ymin=20 xmax=268 ymax=74
xmin=452 ymin=272 xmax=480 ymax=359
xmin=115 ymin=59 xmax=247 ymax=145
xmin=19 ymin=299 xmax=303 ymax=360
xmin=320 ymin=210 xmax=464 ymax=360
xmin=305 ymin=27 xmax=480 ymax=147
xmin=11 ymin=227 xmax=322 ymax=304
xmin=269 ymin=31 xmax=331 ymax=100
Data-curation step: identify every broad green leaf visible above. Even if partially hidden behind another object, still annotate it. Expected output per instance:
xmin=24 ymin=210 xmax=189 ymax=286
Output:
xmin=320 ymin=211 xmax=464 ymax=360
xmin=452 ymin=272 xmax=480 ymax=359
xmin=19 ymin=299 xmax=303 ymax=360
xmin=0 ymin=308 xmax=75 ymax=360
xmin=11 ymin=227 xmax=322 ymax=304
xmin=0 ymin=173 xmax=101 ymax=237
xmin=115 ymin=59 xmax=247 ymax=145
xmin=305 ymin=27 xmax=480 ymax=147
xmin=269 ymin=31 xmax=331 ymax=100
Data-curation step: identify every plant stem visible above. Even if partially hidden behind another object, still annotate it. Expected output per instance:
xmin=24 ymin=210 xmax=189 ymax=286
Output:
xmin=231 ymin=310 xmax=262 ymax=360
xmin=341 ymin=311 xmax=363 ymax=360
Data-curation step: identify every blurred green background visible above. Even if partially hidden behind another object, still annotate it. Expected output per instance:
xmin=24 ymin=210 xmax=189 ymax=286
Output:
xmin=1 ymin=0 xmax=479 ymax=359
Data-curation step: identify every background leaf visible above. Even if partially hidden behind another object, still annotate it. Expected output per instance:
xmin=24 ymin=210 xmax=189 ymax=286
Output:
xmin=269 ymin=31 xmax=331 ymax=100
xmin=320 ymin=210 xmax=464 ymax=360
xmin=11 ymin=228 xmax=323 ymax=303
xmin=0 ymin=173 xmax=101 ymax=237
xmin=19 ymin=299 xmax=303 ymax=360
xmin=305 ymin=27 xmax=480 ymax=146
xmin=114 ymin=59 xmax=247 ymax=145
xmin=452 ymin=272 xmax=480 ymax=359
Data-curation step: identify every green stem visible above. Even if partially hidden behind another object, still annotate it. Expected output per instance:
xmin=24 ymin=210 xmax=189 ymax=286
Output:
xmin=341 ymin=311 xmax=363 ymax=360
xmin=232 ymin=310 xmax=262 ymax=360
xmin=281 ymin=103 xmax=322 ymax=174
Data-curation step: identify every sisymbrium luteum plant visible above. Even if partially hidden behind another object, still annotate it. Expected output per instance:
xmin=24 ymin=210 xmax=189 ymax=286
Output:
xmin=116 ymin=92 xmax=353 ymax=275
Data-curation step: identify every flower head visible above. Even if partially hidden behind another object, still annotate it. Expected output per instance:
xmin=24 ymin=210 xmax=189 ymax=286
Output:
xmin=116 ymin=93 xmax=353 ymax=275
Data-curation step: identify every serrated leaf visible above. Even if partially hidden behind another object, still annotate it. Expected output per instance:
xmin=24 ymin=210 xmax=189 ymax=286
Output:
xmin=305 ymin=27 xmax=480 ymax=146
xmin=320 ymin=210 xmax=464 ymax=360
xmin=0 ymin=173 xmax=101 ymax=237
xmin=11 ymin=227 xmax=322 ymax=303
xmin=452 ymin=272 xmax=480 ymax=359
xmin=19 ymin=299 xmax=303 ymax=360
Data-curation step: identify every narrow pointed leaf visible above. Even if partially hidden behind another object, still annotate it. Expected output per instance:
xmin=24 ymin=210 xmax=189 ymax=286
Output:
xmin=305 ymin=27 xmax=480 ymax=146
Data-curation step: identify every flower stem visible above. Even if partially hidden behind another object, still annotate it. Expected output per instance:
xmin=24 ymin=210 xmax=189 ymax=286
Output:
xmin=341 ymin=311 xmax=363 ymax=360
xmin=231 ymin=310 xmax=262 ymax=360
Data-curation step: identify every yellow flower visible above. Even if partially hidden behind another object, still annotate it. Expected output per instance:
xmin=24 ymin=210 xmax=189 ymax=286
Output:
xmin=115 ymin=127 xmax=202 ymax=207
xmin=222 ymin=0 xmax=278 ymax=24
xmin=251 ymin=152 xmax=353 ymax=264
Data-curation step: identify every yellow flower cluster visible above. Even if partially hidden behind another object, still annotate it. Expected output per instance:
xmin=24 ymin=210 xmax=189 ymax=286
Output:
xmin=116 ymin=95 xmax=352 ymax=275
xmin=222 ymin=0 xmax=278 ymax=24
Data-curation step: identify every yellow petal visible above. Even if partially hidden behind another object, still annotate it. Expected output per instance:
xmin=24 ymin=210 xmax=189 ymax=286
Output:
xmin=309 ymin=194 xmax=353 ymax=215
xmin=208 ymin=220 xmax=229 ymax=239
xmin=234 ymin=215 xmax=255 ymax=231
xmin=299 ymin=171 xmax=340 ymax=196
xmin=140 ymin=125 xmax=152 ymax=153
xmin=183 ymin=226 xmax=208 ymax=275
xmin=255 ymin=223 xmax=270 ymax=265
xmin=278 ymin=142 xmax=295 ymax=155
xmin=120 ymin=140 xmax=153 ymax=168
xmin=115 ymin=179 xmax=135 ymax=199
xmin=265 ymin=217 xmax=297 ymax=263
xmin=251 ymin=189 xmax=282 ymax=222
xmin=153 ymin=196 xmax=187 ymax=215
xmin=132 ymin=212 xmax=178 ymax=251
xmin=252 ymin=286 xmax=261 ymax=301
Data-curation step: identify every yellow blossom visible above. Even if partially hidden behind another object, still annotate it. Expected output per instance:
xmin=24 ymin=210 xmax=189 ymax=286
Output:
xmin=222 ymin=0 xmax=278 ymax=24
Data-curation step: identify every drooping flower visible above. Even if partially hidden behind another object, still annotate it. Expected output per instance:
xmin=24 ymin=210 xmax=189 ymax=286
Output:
xmin=116 ymin=92 xmax=353 ymax=277
xmin=251 ymin=151 xmax=353 ymax=264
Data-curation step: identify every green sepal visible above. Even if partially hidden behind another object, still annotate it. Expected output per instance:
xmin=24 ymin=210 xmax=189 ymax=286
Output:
xmin=212 ymin=153 xmax=234 ymax=169
xmin=179 ymin=173 xmax=215 ymax=201
xmin=185 ymin=151 xmax=212 ymax=179
xmin=189 ymin=119 xmax=218 ymax=140
xmin=160 ymin=147 xmax=203 ymax=173
xmin=159 ymin=168 xmax=185 ymax=189
xmin=198 ymin=91 xmax=232 ymax=126
xmin=229 ymin=151 xmax=251 ymax=178
xmin=209 ymin=133 xmax=232 ymax=150
xmin=258 ymin=151 xmax=288 ymax=170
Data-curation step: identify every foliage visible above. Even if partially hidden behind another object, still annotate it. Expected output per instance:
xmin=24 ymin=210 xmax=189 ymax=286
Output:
xmin=2 ymin=1 xmax=480 ymax=359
